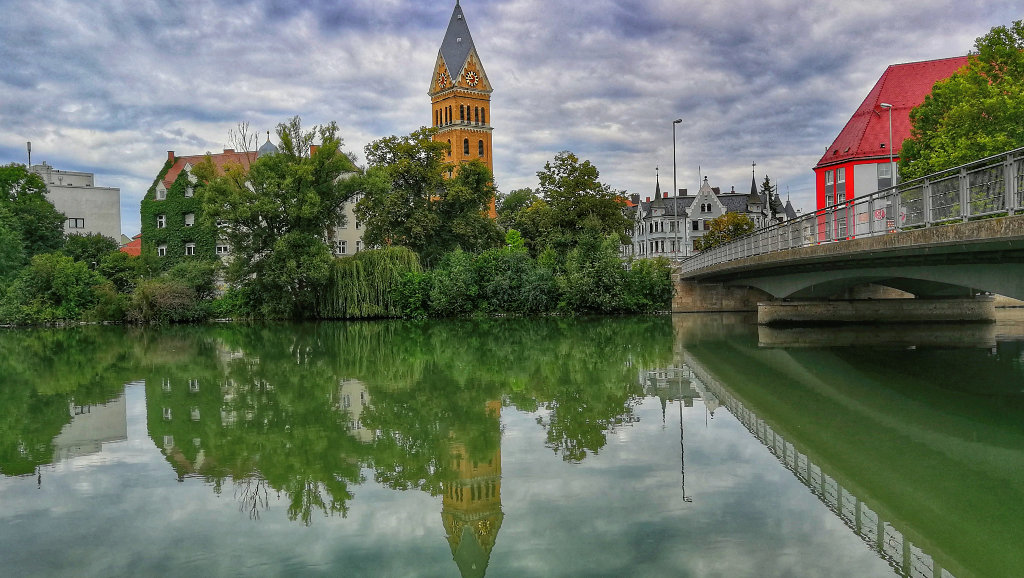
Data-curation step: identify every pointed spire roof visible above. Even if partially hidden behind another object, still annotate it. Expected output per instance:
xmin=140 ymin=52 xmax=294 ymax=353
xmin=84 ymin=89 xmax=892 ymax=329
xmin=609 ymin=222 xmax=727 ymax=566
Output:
xmin=747 ymin=173 xmax=761 ymax=205
xmin=439 ymin=1 xmax=477 ymax=79
xmin=784 ymin=198 xmax=797 ymax=220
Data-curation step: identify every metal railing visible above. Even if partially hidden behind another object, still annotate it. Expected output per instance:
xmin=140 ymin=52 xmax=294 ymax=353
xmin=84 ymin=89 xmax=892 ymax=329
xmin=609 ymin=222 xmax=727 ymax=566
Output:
xmin=681 ymin=147 xmax=1024 ymax=274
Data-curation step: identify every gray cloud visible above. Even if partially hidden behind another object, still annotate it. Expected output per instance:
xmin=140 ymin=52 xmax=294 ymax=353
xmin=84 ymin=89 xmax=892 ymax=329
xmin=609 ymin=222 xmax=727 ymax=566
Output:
xmin=0 ymin=0 xmax=1019 ymax=235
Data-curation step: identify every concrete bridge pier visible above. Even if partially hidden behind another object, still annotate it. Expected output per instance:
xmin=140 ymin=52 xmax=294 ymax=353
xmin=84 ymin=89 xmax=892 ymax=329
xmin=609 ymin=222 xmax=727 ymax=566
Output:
xmin=757 ymin=296 xmax=996 ymax=326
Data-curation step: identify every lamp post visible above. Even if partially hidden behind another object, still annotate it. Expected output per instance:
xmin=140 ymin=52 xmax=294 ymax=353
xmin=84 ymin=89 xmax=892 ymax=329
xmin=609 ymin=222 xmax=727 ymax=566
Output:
xmin=672 ymin=118 xmax=682 ymax=258
xmin=880 ymin=103 xmax=895 ymax=231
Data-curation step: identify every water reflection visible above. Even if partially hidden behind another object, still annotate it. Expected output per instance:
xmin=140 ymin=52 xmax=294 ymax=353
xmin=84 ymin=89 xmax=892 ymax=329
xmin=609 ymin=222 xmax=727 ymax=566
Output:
xmin=2 ymin=314 xmax=1023 ymax=576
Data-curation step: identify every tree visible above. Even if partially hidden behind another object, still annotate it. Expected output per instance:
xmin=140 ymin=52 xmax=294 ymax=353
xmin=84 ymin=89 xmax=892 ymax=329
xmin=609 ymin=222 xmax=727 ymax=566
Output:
xmin=0 ymin=164 xmax=65 ymax=260
xmin=533 ymin=151 xmax=632 ymax=254
xmin=202 ymin=116 xmax=357 ymax=318
xmin=350 ymin=128 xmax=502 ymax=265
xmin=694 ymin=212 xmax=755 ymax=251
xmin=0 ymin=208 xmax=25 ymax=284
xmin=900 ymin=20 xmax=1024 ymax=180
xmin=61 ymin=233 xmax=119 ymax=266
xmin=0 ymin=253 xmax=105 ymax=324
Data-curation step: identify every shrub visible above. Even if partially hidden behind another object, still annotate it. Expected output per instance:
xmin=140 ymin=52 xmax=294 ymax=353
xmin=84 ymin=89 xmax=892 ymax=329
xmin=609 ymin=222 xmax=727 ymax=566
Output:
xmin=317 ymin=246 xmax=422 ymax=319
xmin=128 ymin=278 xmax=208 ymax=324
xmin=0 ymin=253 xmax=103 ymax=324
xmin=429 ymin=249 xmax=478 ymax=317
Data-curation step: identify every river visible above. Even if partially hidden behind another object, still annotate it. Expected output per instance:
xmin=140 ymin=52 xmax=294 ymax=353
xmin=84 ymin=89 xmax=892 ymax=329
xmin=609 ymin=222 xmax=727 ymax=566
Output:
xmin=1 ymin=314 xmax=1022 ymax=577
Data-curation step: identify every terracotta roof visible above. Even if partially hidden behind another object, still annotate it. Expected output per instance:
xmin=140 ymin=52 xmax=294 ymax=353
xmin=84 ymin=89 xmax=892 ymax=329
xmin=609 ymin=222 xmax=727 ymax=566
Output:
xmin=816 ymin=56 xmax=968 ymax=169
xmin=162 ymin=149 xmax=257 ymax=189
xmin=120 ymin=233 xmax=142 ymax=257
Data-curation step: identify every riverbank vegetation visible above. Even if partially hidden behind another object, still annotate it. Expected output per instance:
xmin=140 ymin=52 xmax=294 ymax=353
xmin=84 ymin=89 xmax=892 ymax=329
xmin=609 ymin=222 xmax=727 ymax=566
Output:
xmin=1 ymin=123 xmax=670 ymax=326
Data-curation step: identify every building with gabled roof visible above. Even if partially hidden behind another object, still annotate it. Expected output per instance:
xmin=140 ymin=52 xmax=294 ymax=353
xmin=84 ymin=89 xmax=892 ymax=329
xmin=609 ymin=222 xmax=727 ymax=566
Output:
xmin=814 ymin=56 xmax=968 ymax=211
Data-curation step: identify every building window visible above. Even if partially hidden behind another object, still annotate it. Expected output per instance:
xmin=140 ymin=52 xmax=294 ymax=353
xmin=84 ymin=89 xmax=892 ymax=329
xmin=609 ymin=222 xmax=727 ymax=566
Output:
xmin=67 ymin=217 xmax=85 ymax=229
xmin=190 ymin=408 xmax=200 ymax=422
xmin=356 ymin=240 xmax=362 ymax=253
xmin=184 ymin=187 xmax=194 ymax=198
xmin=355 ymin=220 xmax=361 ymax=229
xmin=475 ymin=107 xmax=480 ymax=124
xmin=704 ymin=221 xmax=710 ymax=230
xmin=157 ymin=244 xmax=167 ymax=257
xmin=185 ymin=242 xmax=195 ymax=256
xmin=184 ymin=213 xmax=195 ymax=227
xmin=877 ymin=163 xmax=892 ymax=190
xmin=478 ymin=140 xmax=484 ymax=156
xmin=334 ymin=240 xmax=347 ymax=255
xmin=189 ymin=379 xmax=199 ymax=392
xmin=825 ymin=171 xmax=835 ymax=207
xmin=157 ymin=214 xmax=166 ymax=228
xmin=162 ymin=378 xmax=171 ymax=392
xmin=447 ymin=139 xmax=452 ymax=157
xmin=163 ymin=408 xmax=172 ymax=420
xmin=836 ymin=167 xmax=846 ymax=203
xmin=460 ymin=105 xmax=465 ymax=121
xmin=463 ymin=138 xmax=469 ymax=155
xmin=481 ymin=109 xmax=486 ymax=124
xmin=216 ymin=244 xmax=230 ymax=255
xmin=156 ymin=186 xmax=166 ymax=200
xmin=692 ymin=220 xmax=699 ymax=231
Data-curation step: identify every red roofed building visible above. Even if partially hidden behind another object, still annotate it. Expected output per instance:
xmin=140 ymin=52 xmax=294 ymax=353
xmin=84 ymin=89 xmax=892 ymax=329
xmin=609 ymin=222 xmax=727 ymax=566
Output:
xmin=814 ymin=56 xmax=967 ymax=211
xmin=120 ymin=233 xmax=142 ymax=257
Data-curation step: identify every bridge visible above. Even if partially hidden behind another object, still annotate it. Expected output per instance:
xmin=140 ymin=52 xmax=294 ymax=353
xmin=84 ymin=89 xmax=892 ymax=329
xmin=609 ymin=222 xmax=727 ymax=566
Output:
xmin=675 ymin=147 xmax=1024 ymax=323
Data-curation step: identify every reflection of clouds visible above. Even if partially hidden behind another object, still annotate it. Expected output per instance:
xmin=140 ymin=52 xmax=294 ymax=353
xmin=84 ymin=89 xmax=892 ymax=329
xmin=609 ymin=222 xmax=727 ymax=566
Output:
xmin=0 ymin=385 xmax=895 ymax=576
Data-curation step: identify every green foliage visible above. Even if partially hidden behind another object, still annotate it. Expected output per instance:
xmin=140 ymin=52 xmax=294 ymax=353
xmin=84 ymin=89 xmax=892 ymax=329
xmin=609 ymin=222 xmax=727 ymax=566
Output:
xmin=350 ymin=129 xmax=502 ymax=265
xmin=61 ymin=232 xmax=119 ymax=265
xmin=694 ymin=212 xmax=756 ymax=251
xmin=0 ymin=163 xmax=65 ymax=259
xmin=559 ymin=234 xmax=627 ymax=314
xmin=165 ymin=259 xmax=218 ymax=300
xmin=97 ymin=251 xmax=144 ymax=293
xmin=0 ymin=253 xmax=105 ymax=324
xmin=128 ymin=277 xmax=209 ymax=324
xmin=429 ymin=249 xmax=479 ymax=317
xmin=140 ymin=158 xmax=218 ymax=268
xmin=622 ymin=257 xmax=674 ymax=313
xmin=901 ymin=20 xmax=1024 ymax=179
xmin=0 ymin=208 xmax=24 ymax=284
xmin=317 ymin=246 xmax=422 ymax=319
xmin=395 ymin=270 xmax=433 ymax=319
xmin=203 ymin=117 xmax=357 ymax=318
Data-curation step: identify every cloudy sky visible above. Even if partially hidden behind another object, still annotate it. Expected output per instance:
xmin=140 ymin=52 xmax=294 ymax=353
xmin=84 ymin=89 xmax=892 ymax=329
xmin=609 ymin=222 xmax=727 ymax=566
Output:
xmin=0 ymin=0 xmax=1018 ymax=236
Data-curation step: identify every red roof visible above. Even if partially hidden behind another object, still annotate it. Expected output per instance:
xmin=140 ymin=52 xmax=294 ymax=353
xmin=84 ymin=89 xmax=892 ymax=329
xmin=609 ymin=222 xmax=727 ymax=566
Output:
xmin=162 ymin=149 xmax=257 ymax=189
xmin=816 ymin=56 xmax=968 ymax=169
xmin=120 ymin=233 xmax=142 ymax=257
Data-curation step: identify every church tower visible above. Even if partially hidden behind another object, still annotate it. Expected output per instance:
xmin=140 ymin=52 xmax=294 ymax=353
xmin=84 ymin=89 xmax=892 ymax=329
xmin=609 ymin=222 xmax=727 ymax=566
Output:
xmin=429 ymin=1 xmax=495 ymax=216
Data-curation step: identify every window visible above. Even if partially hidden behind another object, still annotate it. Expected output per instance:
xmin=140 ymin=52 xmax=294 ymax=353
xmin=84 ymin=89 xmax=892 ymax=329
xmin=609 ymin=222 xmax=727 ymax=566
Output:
xmin=481 ymin=109 xmax=486 ymax=124
xmin=156 ymin=185 xmax=166 ymax=200
xmin=355 ymin=220 xmax=361 ymax=229
xmin=184 ymin=213 xmax=195 ymax=227
xmin=157 ymin=244 xmax=167 ymax=257
xmin=463 ymin=138 xmax=469 ymax=155
xmin=475 ymin=107 xmax=479 ymax=124
xmin=162 ymin=378 xmax=171 ymax=392
xmin=184 ymin=187 xmax=193 ymax=198
xmin=163 ymin=408 xmax=172 ymax=420
xmin=877 ymin=162 xmax=892 ymax=190
xmin=692 ymin=220 xmax=699 ymax=231
xmin=216 ymin=244 xmax=230 ymax=255
xmin=190 ymin=408 xmax=200 ymax=422
xmin=836 ymin=167 xmax=846 ymax=203
xmin=185 ymin=242 xmax=195 ymax=256
xmin=704 ymin=221 xmax=710 ymax=230
xmin=67 ymin=217 xmax=85 ymax=229
xmin=189 ymin=379 xmax=199 ymax=392
xmin=460 ymin=105 xmax=465 ymax=121
xmin=825 ymin=171 xmax=835 ymax=207
xmin=335 ymin=240 xmax=347 ymax=255
xmin=356 ymin=240 xmax=362 ymax=252
xmin=447 ymin=139 xmax=452 ymax=157
xmin=478 ymin=140 xmax=484 ymax=156
xmin=157 ymin=214 xmax=166 ymax=228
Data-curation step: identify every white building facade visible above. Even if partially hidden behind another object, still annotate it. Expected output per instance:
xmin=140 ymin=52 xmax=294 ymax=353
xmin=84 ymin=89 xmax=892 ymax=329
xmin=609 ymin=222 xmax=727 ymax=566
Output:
xmin=31 ymin=162 xmax=121 ymax=240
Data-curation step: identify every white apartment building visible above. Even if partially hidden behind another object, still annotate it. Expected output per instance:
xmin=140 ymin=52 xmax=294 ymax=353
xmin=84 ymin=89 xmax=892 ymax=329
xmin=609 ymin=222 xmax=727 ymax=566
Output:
xmin=31 ymin=161 xmax=121 ymax=240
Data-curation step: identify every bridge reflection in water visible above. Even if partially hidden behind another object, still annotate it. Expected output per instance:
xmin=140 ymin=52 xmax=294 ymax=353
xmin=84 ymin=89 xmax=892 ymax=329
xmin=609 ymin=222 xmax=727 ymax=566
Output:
xmin=678 ymin=354 xmax=954 ymax=578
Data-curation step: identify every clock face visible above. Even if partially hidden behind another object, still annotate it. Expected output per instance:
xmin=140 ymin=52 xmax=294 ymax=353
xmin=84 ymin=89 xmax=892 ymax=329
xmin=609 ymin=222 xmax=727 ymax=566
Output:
xmin=464 ymin=71 xmax=480 ymax=87
xmin=436 ymin=70 xmax=449 ymax=88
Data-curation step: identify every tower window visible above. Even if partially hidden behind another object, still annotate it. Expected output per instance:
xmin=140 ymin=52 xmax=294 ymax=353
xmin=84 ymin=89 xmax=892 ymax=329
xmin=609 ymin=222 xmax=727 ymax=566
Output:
xmin=475 ymin=107 xmax=479 ymax=124
xmin=481 ymin=109 xmax=486 ymax=124
xmin=463 ymin=138 xmax=469 ymax=155
xmin=478 ymin=140 xmax=484 ymax=156
xmin=460 ymin=105 xmax=465 ymax=121
xmin=447 ymin=139 xmax=452 ymax=157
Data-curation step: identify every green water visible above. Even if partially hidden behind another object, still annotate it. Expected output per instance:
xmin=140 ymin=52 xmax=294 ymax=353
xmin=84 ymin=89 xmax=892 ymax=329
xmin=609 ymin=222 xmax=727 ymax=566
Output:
xmin=1 ymin=315 xmax=1022 ymax=577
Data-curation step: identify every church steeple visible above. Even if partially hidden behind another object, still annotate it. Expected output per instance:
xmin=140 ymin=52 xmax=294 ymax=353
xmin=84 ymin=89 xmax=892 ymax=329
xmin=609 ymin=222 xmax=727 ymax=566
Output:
xmin=429 ymin=1 xmax=495 ymax=216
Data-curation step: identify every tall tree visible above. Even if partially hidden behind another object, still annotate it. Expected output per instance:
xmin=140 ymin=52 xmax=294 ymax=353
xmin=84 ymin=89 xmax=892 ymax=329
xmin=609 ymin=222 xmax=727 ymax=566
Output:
xmin=350 ymin=128 xmax=502 ymax=265
xmin=900 ymin=20 xmax=1024 ymax=179
xmin=201 ymin=116 xmax=357 ymax=318
xmin=534 ymin=151 xmax=631 ymax=254
xmin=0 ymin=164 xmax=65 ymax=260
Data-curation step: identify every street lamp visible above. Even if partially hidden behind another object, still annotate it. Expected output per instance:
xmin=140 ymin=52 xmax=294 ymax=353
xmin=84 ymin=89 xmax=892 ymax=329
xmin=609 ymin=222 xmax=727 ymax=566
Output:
xmin=672 ymin=118 xmax=682 ymax=258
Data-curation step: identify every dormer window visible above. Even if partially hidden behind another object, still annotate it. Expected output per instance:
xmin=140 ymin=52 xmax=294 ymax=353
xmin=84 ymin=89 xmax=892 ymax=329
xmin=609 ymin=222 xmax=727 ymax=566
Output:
xmin=155 ymin=184 xmax=167 ymax=200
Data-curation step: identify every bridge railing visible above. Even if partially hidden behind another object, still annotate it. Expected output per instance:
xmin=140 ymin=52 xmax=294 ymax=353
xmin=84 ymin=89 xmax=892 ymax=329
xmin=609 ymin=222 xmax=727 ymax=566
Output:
xmin=681 ymin=147 xmax=1024 ymax=274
